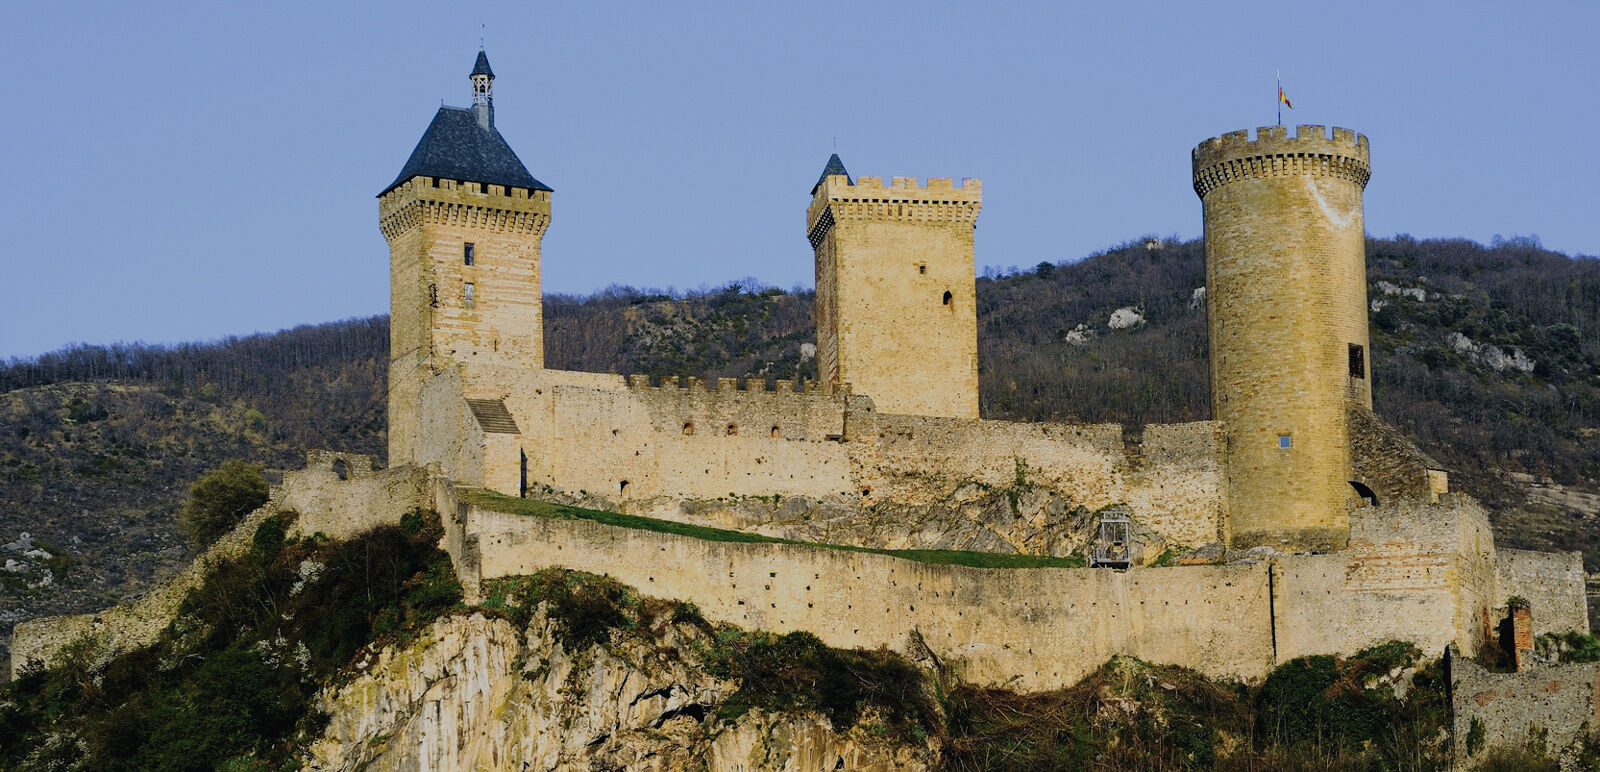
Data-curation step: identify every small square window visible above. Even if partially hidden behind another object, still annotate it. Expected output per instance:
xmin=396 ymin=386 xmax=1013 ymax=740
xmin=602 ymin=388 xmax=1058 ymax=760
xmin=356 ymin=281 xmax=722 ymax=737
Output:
xmin=917 ymin=264 xmax=927 ymax=274
xmin=463 ymin=243 xmax=475 ymax=266
xmin=463 ymin=282 xmax=476 ymax=308
xmin=1278 ymin=434 xmax=1292 ymax=449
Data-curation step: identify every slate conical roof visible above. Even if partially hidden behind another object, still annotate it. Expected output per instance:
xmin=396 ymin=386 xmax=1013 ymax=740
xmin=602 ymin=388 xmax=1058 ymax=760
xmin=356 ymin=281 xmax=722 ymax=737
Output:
xmin=812 ymin=153 xmax=851 ymax=194
xmin=379 ymin=106 xmax=550 ymax=196
xmin=472 ymin=50 xmax=494 ymax=78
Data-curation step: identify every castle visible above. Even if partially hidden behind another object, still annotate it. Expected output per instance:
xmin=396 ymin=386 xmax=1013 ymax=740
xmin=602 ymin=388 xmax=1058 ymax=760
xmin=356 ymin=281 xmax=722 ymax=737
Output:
xmin=13 ymin=53 xmax=1591 ymax=710
xmin=379 ymin=53 xmax=1438 ymax=555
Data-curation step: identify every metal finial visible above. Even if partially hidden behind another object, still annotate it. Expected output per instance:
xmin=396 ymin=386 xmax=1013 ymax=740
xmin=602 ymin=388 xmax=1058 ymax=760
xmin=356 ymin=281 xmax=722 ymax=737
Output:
xmin=480 ymin=24 xmax=486 ymax=50
xmin=832 ymin=137 xmax=837 ymax=152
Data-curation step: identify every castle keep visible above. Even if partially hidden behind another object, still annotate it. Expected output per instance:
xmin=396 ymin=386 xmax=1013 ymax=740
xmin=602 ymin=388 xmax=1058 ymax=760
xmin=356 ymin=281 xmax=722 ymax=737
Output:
xmin=1194 ymin=126 xmax=1376 ymax=551
xmin=13 ymin=53 xmax=1589 ymax=700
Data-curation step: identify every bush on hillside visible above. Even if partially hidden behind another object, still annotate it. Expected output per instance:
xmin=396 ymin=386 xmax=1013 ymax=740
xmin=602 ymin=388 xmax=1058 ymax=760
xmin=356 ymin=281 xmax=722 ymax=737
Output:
xmin=178 ymin=460 xmax=270 ymax=546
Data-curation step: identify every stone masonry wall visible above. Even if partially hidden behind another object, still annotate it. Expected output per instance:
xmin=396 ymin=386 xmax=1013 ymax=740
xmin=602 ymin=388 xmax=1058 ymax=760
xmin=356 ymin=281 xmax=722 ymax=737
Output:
xmin=1272 ymin=495 xmax=1501 ymax=663
xmin=426 ymin=365 xmax=1227 ymax=550
xmin=456 ymin=501 xmax=1274 ymax=690
xmin=1497 ymin=549 xmax=1590 ymax=638
xmin=1450 ymin=653 xmax=1600 ymax=763
xmin=1348 ymin=405 xmax=1447 ymax=505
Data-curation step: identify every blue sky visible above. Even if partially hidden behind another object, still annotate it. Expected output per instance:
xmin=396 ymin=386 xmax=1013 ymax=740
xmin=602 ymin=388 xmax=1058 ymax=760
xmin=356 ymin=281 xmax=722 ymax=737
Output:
xmin=2 ymin=0 xmax=1596 ymax=359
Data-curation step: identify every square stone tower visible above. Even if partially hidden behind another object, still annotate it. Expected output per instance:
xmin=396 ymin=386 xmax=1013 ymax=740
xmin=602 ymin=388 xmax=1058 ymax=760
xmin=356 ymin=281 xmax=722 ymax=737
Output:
xmin=805 ymin=155 xmax=983 ymax=419
xmin=378 ymin=51 xmax=552 ymax=465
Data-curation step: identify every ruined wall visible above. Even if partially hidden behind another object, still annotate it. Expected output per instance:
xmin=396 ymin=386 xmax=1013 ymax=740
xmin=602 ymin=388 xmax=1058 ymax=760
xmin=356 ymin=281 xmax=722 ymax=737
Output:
xmin=1450 ymin=654 xmax=1600 ymax=763
xmin=1272 ymin=495 xmax=1500 ymax=662
xmin=807 ymin=175 xmax=982 ymax=419
xmin=457 ymin=502 xmax=1275 ymax=690
xmin=277 ymin=452 xmax=430 ymax=541
xmin=1497 ymin=549 xmax=1590 ymax=638
xmin=1194 ymin=125 xmax=1372 ymax=552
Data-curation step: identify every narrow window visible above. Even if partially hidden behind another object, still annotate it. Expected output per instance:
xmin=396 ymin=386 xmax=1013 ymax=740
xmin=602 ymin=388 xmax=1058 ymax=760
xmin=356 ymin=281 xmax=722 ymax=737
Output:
xmin=463 ymin=282 xmax=476 ymax=308
xmin=332 ymin=458 xmax=348 ymax=481
xmin=463 ymin=242 xmax=475 ymax=266
xmin=918 ymin=264 xmax=927 ymax=274
xmin=770 ymin=426 xmax=781 ymax=438
xmin=942 ymin=290 xmax=953 ymax=306
xmin=519 ymin=450 xmax=528 ymax=498
xmin=683 ymin=422 xmax=695 ymax=435
xmin=619 ymin=480 xmax=630 ymax=496
xmin=1348 ymin=343 xmax=1365 ymax=379
xmin=726 ymin=423 xmax=738 ymax=436
xmin=1278 ymin=434 xmax=1292 ymax=449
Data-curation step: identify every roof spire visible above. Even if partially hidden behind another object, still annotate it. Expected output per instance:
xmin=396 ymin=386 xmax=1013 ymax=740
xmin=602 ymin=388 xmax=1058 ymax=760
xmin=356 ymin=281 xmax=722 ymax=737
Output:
xmin=471 ymin=50 xmax=495 ymax=129
xmin=812 ymin=152 xmax=851 ymax=194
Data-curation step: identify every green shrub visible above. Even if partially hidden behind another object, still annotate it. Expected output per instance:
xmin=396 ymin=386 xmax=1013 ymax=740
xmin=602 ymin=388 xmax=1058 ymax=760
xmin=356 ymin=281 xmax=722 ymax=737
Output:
xmin=178 ymin=460 xmax=270 ymax=546
xmin=0 ymin=510 xmax=458 ymax=771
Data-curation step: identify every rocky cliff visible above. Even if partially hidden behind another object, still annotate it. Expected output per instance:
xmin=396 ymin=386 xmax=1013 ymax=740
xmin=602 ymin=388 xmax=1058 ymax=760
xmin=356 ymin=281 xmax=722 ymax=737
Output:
xmin=308 ymin=610 xmax=934 ymax=771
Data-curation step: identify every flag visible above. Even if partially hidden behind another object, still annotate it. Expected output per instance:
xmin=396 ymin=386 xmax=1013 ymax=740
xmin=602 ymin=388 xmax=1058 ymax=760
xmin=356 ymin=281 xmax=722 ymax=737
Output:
xmin=1279 ymin=85 xmax=1293 ymax=109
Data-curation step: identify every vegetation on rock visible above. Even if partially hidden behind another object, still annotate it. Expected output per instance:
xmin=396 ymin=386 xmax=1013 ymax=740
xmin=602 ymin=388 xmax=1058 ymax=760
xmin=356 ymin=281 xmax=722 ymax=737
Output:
xmin=177 ymin=459 xmax=270 ymax=546
xmin=0 ymin=510 xmax=458 ymax=771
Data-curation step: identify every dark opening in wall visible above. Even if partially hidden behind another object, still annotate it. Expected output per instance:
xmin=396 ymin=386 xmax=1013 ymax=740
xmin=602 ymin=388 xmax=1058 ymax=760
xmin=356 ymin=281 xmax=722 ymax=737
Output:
xmin=942 ymin=290 xmax=953 ymax=306
xmin=726 ymin=423 xmax=738 ymax=436
xmin=463 ymin=242 xmax=475 ymax=265
xmin=332 ymin=458 xmax=348 ymax=481
xmin=770 ymin=426 xmax=781 ymax=438
xmin=683 ymin=422 xmax=695 ymax=435
xmin=620 ymin=480 xmax=629 ymax=496
xmin=520 ymin=450 xmax=528 ymax=498
xmin=1349 ymin=343 xmax=1365 ymax=379
xmin=1349 ymin=480 xmax=1379 ymax=506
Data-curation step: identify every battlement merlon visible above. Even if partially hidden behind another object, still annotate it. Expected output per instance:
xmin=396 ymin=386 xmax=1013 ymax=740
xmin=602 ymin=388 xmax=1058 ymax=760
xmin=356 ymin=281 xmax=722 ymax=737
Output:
xmin=806 ymin=174 xmax=982 ymax=231
xmin=379 ymin=175 xmax=553 ymax=242
xmin=1191 ymin=125 xmax=1371 ymax=198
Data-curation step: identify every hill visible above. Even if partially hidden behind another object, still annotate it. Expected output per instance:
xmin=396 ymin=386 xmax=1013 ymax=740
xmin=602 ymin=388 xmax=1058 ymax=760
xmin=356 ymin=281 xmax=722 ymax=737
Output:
xmin=2 ymin=236 xmax=1597 ymax=671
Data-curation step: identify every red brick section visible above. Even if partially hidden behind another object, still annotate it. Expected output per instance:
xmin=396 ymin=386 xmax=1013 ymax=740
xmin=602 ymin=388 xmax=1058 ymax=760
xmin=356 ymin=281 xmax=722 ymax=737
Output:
xmin=1513 ymin=607 xmax=1533 ymax=671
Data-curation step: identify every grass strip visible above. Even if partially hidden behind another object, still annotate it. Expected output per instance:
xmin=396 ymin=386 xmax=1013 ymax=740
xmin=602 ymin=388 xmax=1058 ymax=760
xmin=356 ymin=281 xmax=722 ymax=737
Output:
xmin=463 ymin=489 xmax=1087 ymax=569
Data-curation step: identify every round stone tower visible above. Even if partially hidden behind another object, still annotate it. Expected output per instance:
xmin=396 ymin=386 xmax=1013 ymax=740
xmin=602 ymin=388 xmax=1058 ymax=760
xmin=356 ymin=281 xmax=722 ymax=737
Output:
xmin=1192 ymin=124 xmax=1372 ymax=552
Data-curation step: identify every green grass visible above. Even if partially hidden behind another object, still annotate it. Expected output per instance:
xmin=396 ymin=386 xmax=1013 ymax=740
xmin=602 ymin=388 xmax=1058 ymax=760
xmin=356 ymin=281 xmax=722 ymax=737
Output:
xmin=463 ymin=489 xmax=1087 ymax=569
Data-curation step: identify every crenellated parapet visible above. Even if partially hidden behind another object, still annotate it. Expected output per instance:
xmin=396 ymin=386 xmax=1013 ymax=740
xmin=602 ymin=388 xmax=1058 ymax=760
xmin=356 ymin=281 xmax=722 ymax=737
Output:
xmin=806 ymin=175 xmax=982 ymax=249
xmin=379 ymin=175 xmax=553 ymax=242
xmin=1192 ymin=125 xmax=1370 ymax=198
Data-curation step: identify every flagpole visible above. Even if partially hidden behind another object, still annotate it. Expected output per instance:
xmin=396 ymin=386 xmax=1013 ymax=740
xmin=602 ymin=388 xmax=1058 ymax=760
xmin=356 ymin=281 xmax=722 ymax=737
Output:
xmin=1276 ymin=69 xmax=1282 ymax=126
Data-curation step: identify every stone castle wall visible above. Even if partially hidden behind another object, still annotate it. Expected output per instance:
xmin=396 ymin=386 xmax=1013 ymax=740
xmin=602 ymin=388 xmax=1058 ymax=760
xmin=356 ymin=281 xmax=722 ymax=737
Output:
xmin=457 ymin=500 xmax=1274 ymax=690
xmin=1194 ymin=125 xmax=1372 ymax=552
xmin=415 ymin=366 xmax=1226 ymax=549
xmin=1449 ymin=654 xmax=1600 ymax=764
xmin=808 ymin=175 xmax=982 ymax=419
xmin=1497 ymin=549 xmax=1589 ymax=640
xmin=1272 ymin=495 xmax=1501 ymax=663
xmin=448 ymin=488 xmax=1581 ymax=690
